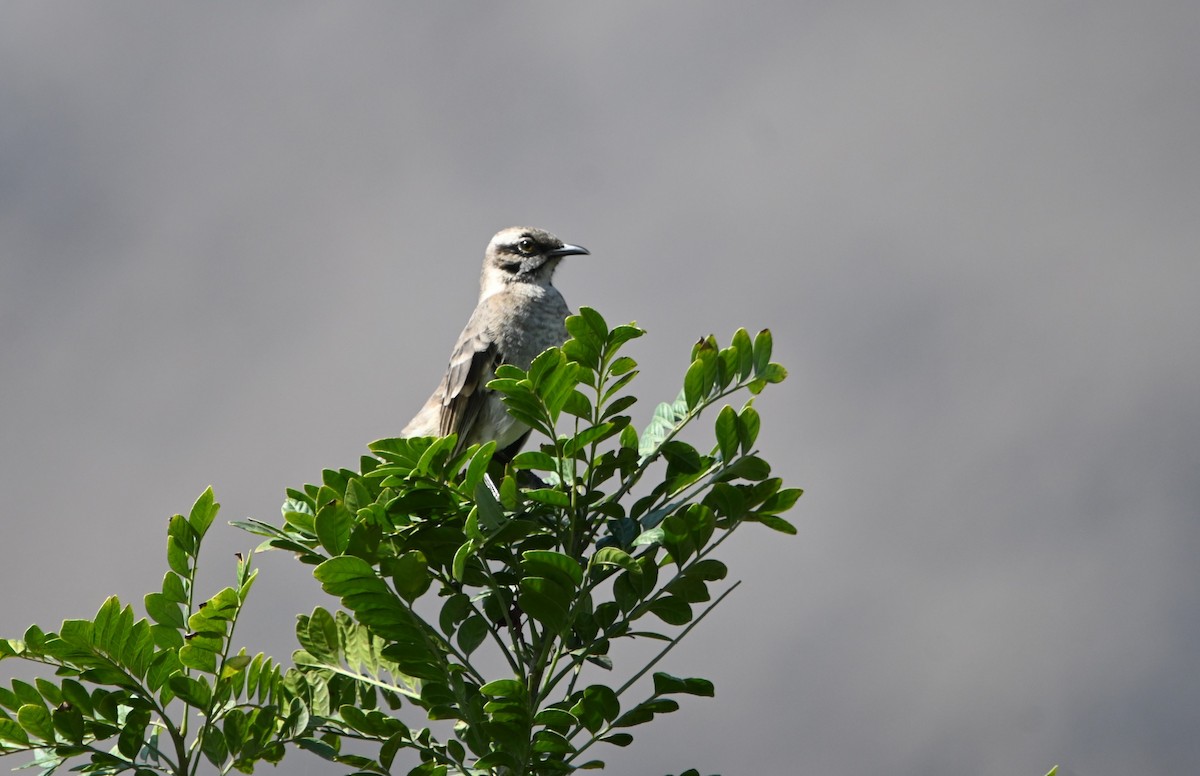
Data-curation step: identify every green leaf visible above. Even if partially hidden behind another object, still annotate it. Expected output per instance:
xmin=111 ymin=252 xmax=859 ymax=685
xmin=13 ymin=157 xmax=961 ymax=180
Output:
xmin=16 ymin=704 xmax=54 ymax=742
xmin=144 ymin=593 xmax=184 ymax=629
xmin=640 ymin=394 xmax=689 ymax=457
xmin=564 ymin=421 xmax=622 ymax=457
xmin=452 ymin=541 xmax=473 ymax=582
xmin=222 ymin=653 xmax=252 ymax=679
xmin=760 ymin=487 xmax=803 ymax=515
xmin=166 ymin=536 xmax=190 ymax=577
xmin=685 ymin=559 xmax=728 ymax=582
xmin=188 ymin=487 xmax=219 ymax=539
xmin=647 ymin=596 xmax=693 ymax=626
xmin=512 ymin=450 xmax=560 ymax=472
xmin=755 ymin=514 xmax=798 ymax=534
xmin=201 ymin=724 xmax=229 ymax=768
xmin=474 ymin=482 xmax=505 ymax=533
xmin=608 ymin=323 xmax=644 ymax=348
xmin=532 ymin=729 xmax=574 ymax=753
xmin=315 ymin=501 xmax=353 ymax=556
xmin=525 ymin=488 xmax=572 ymax=508
xmin=439 ymin=593 xmax=471 ymax=635
xmin=456 ymin=615 xmax=488 ymax=655
xmin=169 ymin=675 xmax=212 ymax=708
xmin=731 ymin=328 xmax=754 ymax=379
xmin=51 ymin=702 xmax=86 ymax=744
xmin=479 ymin=679 xmax=526 ymax=699
xmin=534 ymin=708 xmax=578 ymax=732
xmin=390 ymin=551 xmax=431 ymax=603
xmin=682 ymin=358 xmax=706 ymax=409
xmin=0 ymin=718 xmax=30 ymax=746
xmin=591 ymin=547 xmax=638 ymax=574
xmin=522 ymin=550 xmax=584 ymax=589
xmin=608 ymin=355 xmax=638 ymax=376
xmin=519 ymin=577 xmax=572 ymax=634
xmin=600 ymin=391 xmax=638 ymax=419
xmin=760 ymin=362 xmax=788 ymax=383
xmin=571 ymin=685 xmax=620 ymax=733
xmin=600 ymin=732 xmax=633 ymax=747
xmin=161 ymin=571 xmax=188 ymax=603
xmin=737 ymin=405 xmax=761 ymax=452
xmin=714 ymin=405 xmax=739 ymax=462
xmin=565 ymin=309 xmax=607 ymax=368
xmin=117 ymin=708 xmax=150 ymax=759
xmin=180 ymin=641 xmax=218 ymax=674
xmin=463 ymin=441 xmax=496 ymax=495
xmin=752 ymin=328 xmax=773 ymax=374
xmin=653 ymin=672 xmax=715 ymax=697
xmin=717 ymin=455 xmax=771 ymax=482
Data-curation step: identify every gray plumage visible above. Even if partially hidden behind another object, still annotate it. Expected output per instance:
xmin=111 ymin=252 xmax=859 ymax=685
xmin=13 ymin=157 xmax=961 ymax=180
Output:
xmin=402 ymin=226 xmax=589 ymax=459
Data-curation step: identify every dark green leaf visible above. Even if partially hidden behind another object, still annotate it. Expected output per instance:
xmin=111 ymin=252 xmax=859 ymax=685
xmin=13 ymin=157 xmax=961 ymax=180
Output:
xmin=519 ymin=578 xmax=571 ymax=634
xmin=534 ymin=708 xmax=577 ymax=732
xmin=457 ymin=616 xmax=488 ymax=655
xmin=685 ymin=559 xmax=728 ymax=582
xmin=532 ymin=729 xmax=574 ymax=753
xmin=653 ymin=672 xmax=715 ymax=697
xmin=647 ymin=596 xmax=693 ymax=626
xmin=51 ymin=702 xmax=86 ymax=744
xmin=474 ymin=482 xmax=505 ymax=533
xmin=716 ymin=455 xmax=771 ymax=482
xmin=439 ymin=593 xmax=471 ymax=635
xmin=117 ymin=708 xmax=150 ymax=759
xmin=737 ymin=405 xmax=760 ymax=452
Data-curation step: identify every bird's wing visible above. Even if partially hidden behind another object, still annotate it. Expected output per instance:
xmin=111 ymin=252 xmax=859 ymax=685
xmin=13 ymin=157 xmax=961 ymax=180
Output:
xmin=437 ymin=307 xmax=502 ymax=440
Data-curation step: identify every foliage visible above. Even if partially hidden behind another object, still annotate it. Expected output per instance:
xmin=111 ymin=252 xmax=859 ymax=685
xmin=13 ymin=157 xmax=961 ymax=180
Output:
xmin=0 ymin=489 xmax=304 ymax=775
xmin=1 ymin=307 xmax=804 ymax=776
xmin=235 ymin=308 xmax=798 ymax=774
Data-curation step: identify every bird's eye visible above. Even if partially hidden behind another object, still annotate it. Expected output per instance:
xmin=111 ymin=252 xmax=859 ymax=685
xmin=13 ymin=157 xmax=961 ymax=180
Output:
xmin=516 ymin=238 xmax=536 ymax=255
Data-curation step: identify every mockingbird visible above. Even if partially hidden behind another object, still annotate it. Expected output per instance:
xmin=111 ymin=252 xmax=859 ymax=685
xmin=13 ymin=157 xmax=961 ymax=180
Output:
xmin=402 ymin=226 xmax=589 ymax=461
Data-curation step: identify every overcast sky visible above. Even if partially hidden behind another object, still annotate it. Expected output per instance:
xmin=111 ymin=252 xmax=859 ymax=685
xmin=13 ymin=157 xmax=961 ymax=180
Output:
xmin=2 ymin=3 xmax=1198 ymax=775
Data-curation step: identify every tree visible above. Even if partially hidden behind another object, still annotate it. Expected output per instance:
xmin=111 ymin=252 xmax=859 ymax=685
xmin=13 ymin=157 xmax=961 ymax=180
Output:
xmin=0 ymin=309 xmax=797 ymax=775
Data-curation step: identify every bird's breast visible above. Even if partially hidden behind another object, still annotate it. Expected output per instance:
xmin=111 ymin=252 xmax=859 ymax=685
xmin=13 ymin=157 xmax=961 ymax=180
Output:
xmin=492 ymin=288 xmax=570 ymax=370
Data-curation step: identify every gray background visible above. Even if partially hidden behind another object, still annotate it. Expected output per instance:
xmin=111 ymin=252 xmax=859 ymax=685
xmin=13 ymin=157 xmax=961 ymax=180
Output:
xmin=2 ymin=3 xmax=1198 ymax=775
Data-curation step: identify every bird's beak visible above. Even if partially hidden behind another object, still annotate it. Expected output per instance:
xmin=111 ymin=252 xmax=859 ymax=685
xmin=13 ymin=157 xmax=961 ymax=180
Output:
xmin=547 ymin=243 xmax=590 ymax=257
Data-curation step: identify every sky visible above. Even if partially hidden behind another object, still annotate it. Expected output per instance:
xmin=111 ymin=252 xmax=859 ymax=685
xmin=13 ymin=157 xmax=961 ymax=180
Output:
xmin=2 ymin=3 xmax=1198 ymax=775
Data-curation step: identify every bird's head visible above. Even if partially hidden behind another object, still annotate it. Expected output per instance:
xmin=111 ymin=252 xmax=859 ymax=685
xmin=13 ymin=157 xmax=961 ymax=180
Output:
xmin=480 ymin=226 xmax=589 ymax=297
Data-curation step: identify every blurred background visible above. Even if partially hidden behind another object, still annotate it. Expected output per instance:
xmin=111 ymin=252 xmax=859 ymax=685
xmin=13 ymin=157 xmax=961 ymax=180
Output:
xmin=2 ymin=3 xmax=1197 ymax=774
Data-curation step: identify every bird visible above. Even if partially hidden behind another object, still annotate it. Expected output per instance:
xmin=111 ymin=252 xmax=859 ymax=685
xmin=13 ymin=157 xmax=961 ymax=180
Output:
xmin=401 ymin=226 xmax=589 ymax=461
